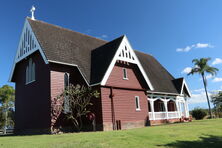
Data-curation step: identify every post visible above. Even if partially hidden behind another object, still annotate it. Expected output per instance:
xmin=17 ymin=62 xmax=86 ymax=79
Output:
xmin=184 ymin=99 xmax=189 ymax=118
xmin=176 ymin=100 xmax=180 ymax=118
xmin=164 ymin=99 xmax=168 ymax=120
xmin=149 ymin=99 xmax=155 ymax=120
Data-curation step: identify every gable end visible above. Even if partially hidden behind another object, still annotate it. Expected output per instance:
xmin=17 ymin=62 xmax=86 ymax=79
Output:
xmin=9 ymin=18 xmax=48 ymax=82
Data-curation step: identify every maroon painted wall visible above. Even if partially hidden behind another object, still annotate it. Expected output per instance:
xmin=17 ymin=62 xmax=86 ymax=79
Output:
xmin=14 ymin=51 xmax=51 ymax=132
xmin=101 ymin=61 xmax=149 ymax=130
xmin=106 ymin=61 xmax=147 ymax=89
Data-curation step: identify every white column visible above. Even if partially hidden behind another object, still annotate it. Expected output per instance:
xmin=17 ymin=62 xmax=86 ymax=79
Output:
xmin=175 ymin=99 xmax=180 ymax=118
xmin=149 ymin=99 xmax=155 ymax=120
xmin=177 ymin=97 xmax=182 ymax=118
xmin=184 ymin=98 xmax=189 ymax=118
xmin=163 ymin=99 xmax=168 ymax=119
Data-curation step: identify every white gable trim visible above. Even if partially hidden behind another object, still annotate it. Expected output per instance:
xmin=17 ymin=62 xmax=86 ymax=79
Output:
xmin=180 ymin=79 xmax=191 ymax=97
xmin=100 ymin=35 xmax=154 ymax=90
xmin=9 ymin=18 xmax=48 ymax=82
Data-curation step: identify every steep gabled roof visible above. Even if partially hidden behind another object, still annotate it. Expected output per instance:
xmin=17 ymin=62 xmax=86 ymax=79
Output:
xmin=135 ymin=50 xmax=179 ymax=94
xmin=11 ymin=17 xmax=189 ymax=95
xmin=91 ymin=36 xmax=124 ymax=84
xmin=28 ymin=18 xmax=107 ymax=83
xmin=173 ymin=78 xmax=191 ymax=97
xmin=172 ymin=78 xmax=184 ymax=93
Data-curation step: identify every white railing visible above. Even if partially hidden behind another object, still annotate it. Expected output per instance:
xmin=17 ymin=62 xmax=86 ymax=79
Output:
xmin=149 ymin=111 xmax=179 ymax=120
xmin=168 ymin=111 xmax=179 ymax=119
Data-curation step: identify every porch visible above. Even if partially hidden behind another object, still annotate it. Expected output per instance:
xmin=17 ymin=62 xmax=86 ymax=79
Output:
xmin=147 ymin=95 xmax=189 ymax=121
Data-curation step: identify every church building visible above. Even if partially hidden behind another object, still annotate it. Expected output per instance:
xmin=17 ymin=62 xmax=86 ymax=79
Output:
xmin=10 ymin=14 xmax=191 ymax=133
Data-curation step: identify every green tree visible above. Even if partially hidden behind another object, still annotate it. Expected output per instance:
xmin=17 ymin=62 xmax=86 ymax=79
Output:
xmin=211 ymin=91 xmax=222 ymax=117
xmin=0 ymin=85 xmax=15 ymax=133
xmin=55 ymin=84 xmax=99 ymax=133
xmin=188 ymin=58 xmax=219 ymax=118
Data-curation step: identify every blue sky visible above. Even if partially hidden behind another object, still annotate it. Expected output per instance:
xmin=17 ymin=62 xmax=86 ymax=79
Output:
xmin=0 ymin=0 xmax=222 ymax=110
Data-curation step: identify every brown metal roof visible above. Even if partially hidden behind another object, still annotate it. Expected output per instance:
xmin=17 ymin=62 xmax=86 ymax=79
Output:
xmin=28 ymin=18 xmax=183 ymax=94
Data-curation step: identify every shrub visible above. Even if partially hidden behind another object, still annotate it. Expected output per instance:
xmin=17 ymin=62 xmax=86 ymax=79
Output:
xmin=191 ymin=108 xmax=207 ymax=120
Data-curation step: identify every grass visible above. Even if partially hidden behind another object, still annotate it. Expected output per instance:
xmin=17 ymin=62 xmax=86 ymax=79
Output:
xmin=0 ymin=119 xmax=222 ymax=148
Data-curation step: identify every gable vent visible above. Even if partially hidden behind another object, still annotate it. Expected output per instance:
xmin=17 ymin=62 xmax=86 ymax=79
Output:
xmin=118 ymin=46 xmax=135 ymax=62
xmin=9 ymin=18 xmax=48 ymax=82
xmin=17 ymin=26 xmax=37 ymax=60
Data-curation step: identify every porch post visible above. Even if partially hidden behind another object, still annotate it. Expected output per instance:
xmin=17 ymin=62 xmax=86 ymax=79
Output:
xmin=176 ymin=97 xmax=182 ymax=118
xmin=163 ymin=99 xmax=168 ymax=119
xmin=179 ymin=101 xmax=182 ymax=117
xmin=177 ymin=100 xmax=181 ymax=118
xmin=149 ymin=99 xmax=155 ymax=120
xmin=175 ymin=99 xmax=180 ymax=118
xmin=184 ymin=98 xmax=189 ymax=118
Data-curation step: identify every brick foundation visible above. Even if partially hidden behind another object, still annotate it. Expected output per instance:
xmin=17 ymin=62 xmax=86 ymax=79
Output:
xmin=150 ymin=118 xmax=181 ymax=125
xmin=103 ymin=120 xmax=146 ymax=131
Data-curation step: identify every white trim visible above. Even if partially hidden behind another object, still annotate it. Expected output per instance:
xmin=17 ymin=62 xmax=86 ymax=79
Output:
xmin=180 ymin=79 xmax=192 ymax=97
xmin=135 ymin=96 xmax=141 ymax=111
xmin=9 ymin=18 xmax=48 ymax=82
xmin=147 ymin=91 xmax=180 ymax=96
xmin=100 ymin=35 xmax=154 ymax=90
xmin=48 ymin=60 xmax=78 ymax=67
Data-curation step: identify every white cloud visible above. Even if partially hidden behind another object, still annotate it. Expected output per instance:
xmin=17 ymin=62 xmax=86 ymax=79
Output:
xmin=181 ymin=67 xmax=192 ymax=74
xmin=212 ymin=77 xmax=222 ymax=82
xmin=101 ymin=34 xmax=108 ymax=38
xmin=188 ymin=91 xmax=211 ymax=104
xmin=199 ymin=74 xmax=214 ymax=81
xmin=176 ymin=43 xmax=214 ymax=52
xmin=196 ymin=43 xmax=214 ymax=48
xmin=176 ymin=46 xmax=192 ymax=52
xmin=192 ymin=88 xmax=204 ymax=93
xmin=212 ymin=58 xmax=222 ymax=65
xmin=206 ymin=74 xmax=213 ymax=79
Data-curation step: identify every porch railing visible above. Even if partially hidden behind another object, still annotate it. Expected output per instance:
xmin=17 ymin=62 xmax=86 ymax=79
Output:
xmin=149 ymin=111 xmax=179 ymax=120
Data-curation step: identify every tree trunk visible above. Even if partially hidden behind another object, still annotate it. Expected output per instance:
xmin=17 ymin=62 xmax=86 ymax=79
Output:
xmin=202 ymin=74 xmax=212 ymax=118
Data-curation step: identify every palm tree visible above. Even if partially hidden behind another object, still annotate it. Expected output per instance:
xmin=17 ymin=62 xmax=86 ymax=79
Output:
xmin=188 ymin=58 xmax=219 ymax=118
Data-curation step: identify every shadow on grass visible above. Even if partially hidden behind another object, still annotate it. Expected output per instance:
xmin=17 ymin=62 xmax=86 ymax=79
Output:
xmin=159 ymin=135 xmax=222 ymax=148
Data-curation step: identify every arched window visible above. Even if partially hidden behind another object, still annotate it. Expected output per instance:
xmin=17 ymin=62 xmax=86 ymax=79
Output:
xmin=26 ymin=58 xmax=35 ymax=84
xmin=64 ymin=73 xmax=69 ymax=89
xmin=64 ymin=73 xmax=70 ymax=113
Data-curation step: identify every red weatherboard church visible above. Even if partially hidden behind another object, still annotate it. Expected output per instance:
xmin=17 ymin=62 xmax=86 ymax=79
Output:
xmin=10 ymin=16 xmax=191 ymax=134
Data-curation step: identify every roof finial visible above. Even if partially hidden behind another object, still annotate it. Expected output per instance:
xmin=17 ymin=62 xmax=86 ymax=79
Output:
xmin=30 ymin=5 xmax=36 ymax=20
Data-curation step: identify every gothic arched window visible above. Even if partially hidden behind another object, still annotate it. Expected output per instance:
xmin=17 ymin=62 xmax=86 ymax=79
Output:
xmin=26 ymin=58 xmax=35 ymax=84
xmin=64 ymin=73 xmax=70 ymax=113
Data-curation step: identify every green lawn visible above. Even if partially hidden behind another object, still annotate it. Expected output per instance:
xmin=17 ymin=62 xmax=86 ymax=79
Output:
xmin=0 ymin=119 xmax=222 ymax=148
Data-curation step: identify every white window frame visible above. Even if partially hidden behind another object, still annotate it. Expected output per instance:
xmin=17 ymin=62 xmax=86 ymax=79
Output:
xmin=135 ymin=96 xmax=141 ymax=111
xmin=122 ymin=68 xmax=128 ymax=80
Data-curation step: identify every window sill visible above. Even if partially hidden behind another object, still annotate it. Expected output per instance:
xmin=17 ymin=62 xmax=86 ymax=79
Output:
xmin=136 ymin=108 xmax=141 ymax=111
xmin=25 ymin=80 xmax=35 ymax=85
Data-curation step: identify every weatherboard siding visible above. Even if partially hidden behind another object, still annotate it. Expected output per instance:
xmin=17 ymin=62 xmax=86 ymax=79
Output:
xmin=101 ymin=87 xmax=148 ymax=130
xmin=101 ymin=62 xmax=149 ymax=130
xmin=50 ymin=64 xmax=87 ymax=100
xmin=105 ymin=62 xmax=146 ymax=89
xmin=14 ymin=51 xmax=51 ymax=133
